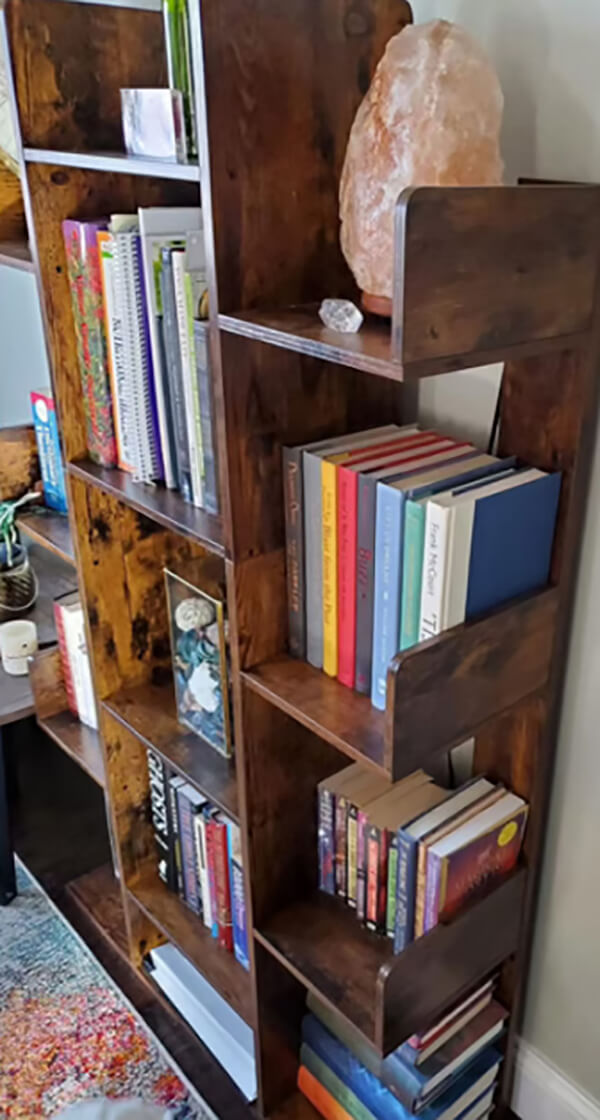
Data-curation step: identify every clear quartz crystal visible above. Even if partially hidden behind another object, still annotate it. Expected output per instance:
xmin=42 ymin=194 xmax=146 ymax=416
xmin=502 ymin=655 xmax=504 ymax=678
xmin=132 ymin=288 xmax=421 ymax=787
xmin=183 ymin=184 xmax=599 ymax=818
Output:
xmin=319 ymin=298 xmax=364 ymax=334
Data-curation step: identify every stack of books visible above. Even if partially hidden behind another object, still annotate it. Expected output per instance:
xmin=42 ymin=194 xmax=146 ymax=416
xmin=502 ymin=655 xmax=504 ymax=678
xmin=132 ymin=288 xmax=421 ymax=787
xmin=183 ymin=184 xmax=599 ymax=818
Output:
xmin=284 ymin=424 xmax=561 ymax=710
xmin=54 ymin=592 xmax=98 ymax=731
xmin=318 ymin=766 xmax=528 ymax=953
xmin=298 ymin=981 xmax=505 ymax=1120
xmin=146 ymin=748 xmax=249 ymax=970
xmin=62 ymin=208 xmax=218 ymax=513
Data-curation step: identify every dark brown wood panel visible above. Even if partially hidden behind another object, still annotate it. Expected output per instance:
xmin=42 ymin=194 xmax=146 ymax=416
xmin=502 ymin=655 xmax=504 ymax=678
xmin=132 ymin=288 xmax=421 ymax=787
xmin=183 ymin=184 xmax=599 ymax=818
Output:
xmin=39 ymin=711 xmax=105 ymax=788
xmin=64 ymin=863 xmax=128 ymax=958
xmin=386 ymin=588 xmax=559 ymax=778
xmin=102 ymin=679 xmax=239 ymax=822
xmin=100 ymin=708 xmax=155 ymax=883
xmin=18 ymin=507 xmax=75 ymax=565
xmin=394 ymin=186 xmax=600 ymax=367
xmin=202 ymin=0 xmax=413 ymax=312
xmin=28 ymin=646 xmax=67 ymax=719
xmin=128 ymin=863 xmax=254 ymax=1027
xmin=7 ymin=0 xmax=166 ymax=151
xmin=253 ymin=942 xmax=310 ymax=1117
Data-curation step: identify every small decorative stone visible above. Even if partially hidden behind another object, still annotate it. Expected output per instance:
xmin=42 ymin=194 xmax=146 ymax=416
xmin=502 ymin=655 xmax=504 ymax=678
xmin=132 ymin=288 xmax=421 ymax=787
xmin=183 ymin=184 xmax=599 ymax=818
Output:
xmin=340 ymin=20 xmax=505 ymax=307
xmin=319 ymin=298 xmax=364 ymax=334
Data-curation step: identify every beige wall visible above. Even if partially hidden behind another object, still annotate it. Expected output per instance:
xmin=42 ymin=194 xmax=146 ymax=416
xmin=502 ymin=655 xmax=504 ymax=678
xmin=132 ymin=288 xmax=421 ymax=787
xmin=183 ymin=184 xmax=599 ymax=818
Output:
xmin=412 ymin=0 xmax=600 ymax=1101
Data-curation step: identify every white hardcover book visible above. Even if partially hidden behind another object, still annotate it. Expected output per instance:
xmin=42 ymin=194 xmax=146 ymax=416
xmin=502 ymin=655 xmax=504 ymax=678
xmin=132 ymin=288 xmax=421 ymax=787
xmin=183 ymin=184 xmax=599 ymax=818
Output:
xmin=193 ymin=812 xmax=213 ymax=930
xmin=111 ymin=216 xmax=144 ymax=481
xmin=171 ymin=247 xmax=204 ymax=507
xmin=62 ymin=604 xmax=97 ymax=731
xmin=138 ymin=207 xmax=202 ymax=489
xmin=419 ymin=500 xmax=451 ymax=642
xmin=303 ymin=424 xmax=408 ymax=668
xmin=148 ymin=942 xmax=257 ymax=1101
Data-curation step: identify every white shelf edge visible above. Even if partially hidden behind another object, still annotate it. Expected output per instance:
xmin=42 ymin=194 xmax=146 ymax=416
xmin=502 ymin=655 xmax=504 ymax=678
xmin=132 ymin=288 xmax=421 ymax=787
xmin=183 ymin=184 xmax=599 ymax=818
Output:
xmin=23 ymin=148 xmax=200 ymax=182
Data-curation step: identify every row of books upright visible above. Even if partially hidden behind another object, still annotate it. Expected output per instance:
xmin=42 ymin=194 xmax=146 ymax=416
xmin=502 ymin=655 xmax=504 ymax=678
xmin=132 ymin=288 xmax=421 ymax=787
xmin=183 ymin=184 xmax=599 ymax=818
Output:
xmin=284 ymin=424 xmax=561 ymax=709
xmin=318 ymin=764 xmax=528 ymax=954
xmin=299 ymin=979 xmax=505 ymax=1120
xmin=54 ymin=592 xmax=98 ymax=731
xmin=146 ymin=747 xmax=249 ymax=970
xmin=62 ymin=207 xmax=218 ymax=512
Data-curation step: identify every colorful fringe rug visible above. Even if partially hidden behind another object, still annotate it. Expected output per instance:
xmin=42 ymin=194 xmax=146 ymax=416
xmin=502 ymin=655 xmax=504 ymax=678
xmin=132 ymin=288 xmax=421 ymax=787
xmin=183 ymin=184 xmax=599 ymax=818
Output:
xmin=0 ymin=862 xmax=208 ymax=1119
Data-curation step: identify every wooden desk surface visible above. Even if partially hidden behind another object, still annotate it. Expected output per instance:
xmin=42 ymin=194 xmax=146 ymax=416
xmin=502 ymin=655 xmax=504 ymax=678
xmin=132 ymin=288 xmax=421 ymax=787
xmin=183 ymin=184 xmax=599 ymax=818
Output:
xmin=0 ymin=542 xmax=77 ymax=727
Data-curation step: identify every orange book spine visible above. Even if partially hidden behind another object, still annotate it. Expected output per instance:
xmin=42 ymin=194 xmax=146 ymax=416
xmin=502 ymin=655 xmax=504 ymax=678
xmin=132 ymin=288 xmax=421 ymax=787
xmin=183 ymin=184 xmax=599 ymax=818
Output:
xmin=298 ymin=1066 xmax=353 ymax=1120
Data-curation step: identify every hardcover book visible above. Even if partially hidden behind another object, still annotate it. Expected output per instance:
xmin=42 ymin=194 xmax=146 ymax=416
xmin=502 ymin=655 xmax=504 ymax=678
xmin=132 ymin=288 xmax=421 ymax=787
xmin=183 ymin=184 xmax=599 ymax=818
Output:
xmin=146 ymin=748 xmax=175 ymax=889
xmin=30 ymin=390 xmax=68 ymax=513
xmin=193 ymin=320 xmax=220 ymax=514
xmin=228 ymin=819 xmax=250 ymax=970
xmin=62 ymin=219 xmax=117 ymax=467
xmin=213 ymin=812 xmax=234 ymax=952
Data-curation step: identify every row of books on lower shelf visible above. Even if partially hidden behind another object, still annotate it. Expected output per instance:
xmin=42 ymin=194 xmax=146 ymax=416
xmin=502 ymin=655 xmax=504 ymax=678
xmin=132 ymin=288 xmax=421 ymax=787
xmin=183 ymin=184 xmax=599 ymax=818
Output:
xmin=146 ymin=747 xmax=249 ymax=970
xmin=318 ymin=765 xmax=528 ymax=953
xmin=62 ymin=208 xmax=218 ymax=512
xmin=284 ymin=423 xmax=560 ymax=709
xmin=300 ymin=978 xmax=505 ymax=1119
xmin=54 ymin=592 xmax=98 ymax=731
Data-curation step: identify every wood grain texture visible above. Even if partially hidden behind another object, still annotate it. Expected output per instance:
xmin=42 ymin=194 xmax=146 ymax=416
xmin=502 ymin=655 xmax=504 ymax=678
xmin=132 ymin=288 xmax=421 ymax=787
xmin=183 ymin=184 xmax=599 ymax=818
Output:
xmin=64 ymin=863 xmax=128 ymax=959
xmin=7 ymin=0 xmax=166 ymax=151
xmin=386 ymin=589 xmax=559 ymax=778
xmin=0 ymin=163 xmax=25 ymax=241
xmin=28 ymin=646 xmax=68 ymax=719
xmin=38 ymin=711 xmax=105 ymax=788
xmin=202 ymin=0 xmax=413 ymax=313
xmin=102 ymin=679 xmax=239 ymax=821
xmin=18 ymin=507 xmax=74 ymax=566
xmin=128 ymin=864 xmax=255 ymax=1026
xmin=394 ymin=186 xmax=600 ymax=368
xmin=253 ymin=943 xmax=309 ymax=1117
xmin=0 ymin=425 xmax=39 ymax=500
xmin=100 ymin=708 xmax=155 ymax=884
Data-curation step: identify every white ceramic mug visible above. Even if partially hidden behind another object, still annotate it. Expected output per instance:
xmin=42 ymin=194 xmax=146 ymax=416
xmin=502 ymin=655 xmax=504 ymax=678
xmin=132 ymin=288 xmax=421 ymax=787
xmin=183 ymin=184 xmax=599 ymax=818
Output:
xmin=0 ymin=619 xmax=38 ymax=676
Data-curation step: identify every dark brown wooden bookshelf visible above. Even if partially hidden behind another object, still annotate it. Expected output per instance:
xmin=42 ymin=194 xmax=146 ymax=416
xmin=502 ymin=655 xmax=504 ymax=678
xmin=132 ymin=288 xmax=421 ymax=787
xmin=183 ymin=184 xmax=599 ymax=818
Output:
xmin=17 ymin=507 xmax=75 ymax=566
xmin=29 ymin=647 xmax=105 ymax=788
xmin=3 ymin=0 xmax=599 ymax=1116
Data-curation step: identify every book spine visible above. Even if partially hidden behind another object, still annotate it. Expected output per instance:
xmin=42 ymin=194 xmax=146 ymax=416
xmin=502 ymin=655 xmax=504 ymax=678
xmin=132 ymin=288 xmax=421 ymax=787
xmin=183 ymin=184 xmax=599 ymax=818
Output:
xmin=97 ymin=231 xmax=131 ymax=472
xmin=371 ymin=485 xmax=403 ymax=711
xmin=185 ymin=271 xmax=206 ymax=508
xmin=424 ymin=850 xmax=443 ymax=933
xmin=355 ymin=474 xmax=378 ymax=694
xmin=414 ymin=841 xmax=429 ymax=940
xmin=418 ymin=502 xmax=451 ymax=642
xmin=385 ymin=833 xmax=399 ymax=940
xmin=193 ymin=810 xmax=213 ymax=929
xmin=75 ymin=621 xmax=98 ymax=731
xmin=366 ymin=826 xmax=388 ymax=933
xmin=173 ymin=249 xmax=204 ymax=506
xmin=146 ymin=748 xmax=172 ymax=887
xmin=176 ymin=786 xmax=201 ymax=913
xmin=213 ymin=817 xmax=233 ymax=951
xmin=305 ymin=451 xmax=325 ymax=669
xmin=53 ymin=603 xmax=78 ymax=717
xmin=283 ymin=446 xmax=306 ymax=659
xmin=168 ymin=778 xmax=184 ymax=897
xmin=135 ymin=235 xmax=164 ymax=482
xmin=298 ymin=1066 xmax=350 ymax=1120
xmin=194 ymin=321 xmax=220 ymax=514
xmin=399 ymin=499 xmax=426 ymax=651
xmin=204 ymin=811 xmax=219 ymax=937
xmin=227 ymin=820 xmax=250 ymax=970
xmin=62 ymin=220 xmax=117 ymax=467
xmin=301 ymin=1045 xmax=377 ymax=1120
xmin=322 ymin=459 xmax=338 ymax=677
xmin=30 ymin=392 xmax=68 ymax=513
xmin=160 ymin=247 xmax=192 ymax=501
xmin=337 ymin=466 xmax=358 ymax=688
xmin=317 ymin=785 xmax=335 ymax=895
xmin=335 ymin=793 xmax=349 ymax=900
xmin=394 ymin=831 xmax=416 ymax=954
xmin=356 ymin=809 xmax=369 ymax=923
xmin=302 ymin=1014 xmax=408 ymax=1120
xmin=346 ymin=803 xmax=359 ymax=909
xmin=62 ymin=607 xmax=88 ymax=724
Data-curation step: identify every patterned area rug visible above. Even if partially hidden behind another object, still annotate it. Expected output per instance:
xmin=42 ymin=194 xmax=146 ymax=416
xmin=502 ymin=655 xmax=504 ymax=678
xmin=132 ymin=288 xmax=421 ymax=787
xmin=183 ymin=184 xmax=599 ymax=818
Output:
xmin=0 ymin=862 xmax=209 ymax=1119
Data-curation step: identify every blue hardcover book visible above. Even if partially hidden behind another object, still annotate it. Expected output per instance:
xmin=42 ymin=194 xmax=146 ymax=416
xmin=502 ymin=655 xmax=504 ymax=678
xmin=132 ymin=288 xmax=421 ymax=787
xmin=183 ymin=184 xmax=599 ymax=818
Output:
xmin=302 ymin=1015 xmax=502 ymax=1120
xmin=30 ymin=389 xmax=68 ymax=513
xmin=465 ymin=470 xmax=561 ymax=618
xmin=227 ymin=819 xmax=250 ymax=971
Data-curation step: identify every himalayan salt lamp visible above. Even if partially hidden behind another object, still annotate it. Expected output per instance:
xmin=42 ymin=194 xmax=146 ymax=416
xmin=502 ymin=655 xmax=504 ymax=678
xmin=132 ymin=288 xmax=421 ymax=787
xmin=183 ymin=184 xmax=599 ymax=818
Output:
xmin=339 ymin=20 xmax=504 ymax=313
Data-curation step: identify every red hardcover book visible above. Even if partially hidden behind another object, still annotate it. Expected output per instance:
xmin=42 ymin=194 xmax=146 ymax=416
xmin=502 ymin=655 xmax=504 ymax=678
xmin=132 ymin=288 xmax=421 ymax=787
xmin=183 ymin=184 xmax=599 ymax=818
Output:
xmin=337 ymin=437 xmax=472 ymax=689
xmin=298 ymin=1065 xmax=353 ymax=1120
xmin=213 ymin=812 xmax=233 ymax=951
xmin=53 ymin=598 xmax=78 ymax=717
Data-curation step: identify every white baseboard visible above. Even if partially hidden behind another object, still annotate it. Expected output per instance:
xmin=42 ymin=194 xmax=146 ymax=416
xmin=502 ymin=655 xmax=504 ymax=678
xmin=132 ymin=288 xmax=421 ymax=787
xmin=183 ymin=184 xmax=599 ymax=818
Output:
xmin=513 ymin=1042 xmax=600 ymax=1120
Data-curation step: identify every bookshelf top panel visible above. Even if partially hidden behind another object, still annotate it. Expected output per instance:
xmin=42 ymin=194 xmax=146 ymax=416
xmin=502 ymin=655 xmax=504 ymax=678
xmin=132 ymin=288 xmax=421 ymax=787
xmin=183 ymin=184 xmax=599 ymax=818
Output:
xmin=24 ymin=148 xmax=200 ymax=182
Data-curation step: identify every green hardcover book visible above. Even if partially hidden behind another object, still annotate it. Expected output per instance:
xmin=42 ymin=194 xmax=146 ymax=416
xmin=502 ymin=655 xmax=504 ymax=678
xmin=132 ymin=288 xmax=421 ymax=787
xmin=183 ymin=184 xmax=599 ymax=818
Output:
xmin=399 ymin=497 xmax=427 ymax=651
xmin=301 ymin=1043 xmax=377 ymax=1120
xmin=163 ymin=0 xmax=197 ymax=157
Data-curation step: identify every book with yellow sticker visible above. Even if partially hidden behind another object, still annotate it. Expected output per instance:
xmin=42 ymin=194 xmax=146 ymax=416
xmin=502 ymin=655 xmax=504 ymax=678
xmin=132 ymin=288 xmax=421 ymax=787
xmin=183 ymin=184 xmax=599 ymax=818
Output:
xmin=423 ymin=792 xmax=528 ymax=932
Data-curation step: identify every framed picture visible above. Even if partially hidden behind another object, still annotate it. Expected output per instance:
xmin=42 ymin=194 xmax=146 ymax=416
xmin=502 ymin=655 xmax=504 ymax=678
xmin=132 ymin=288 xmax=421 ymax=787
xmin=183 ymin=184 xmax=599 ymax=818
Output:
xmin=164 ymin=568 xmax=233 ymax=757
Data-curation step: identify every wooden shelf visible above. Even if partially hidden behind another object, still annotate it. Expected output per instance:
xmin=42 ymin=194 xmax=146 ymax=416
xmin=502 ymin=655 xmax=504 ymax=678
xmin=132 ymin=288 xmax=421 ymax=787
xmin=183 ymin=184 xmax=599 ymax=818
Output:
xmin=256 ymin=871 xmax=527 ymax=1055
xmin=68 ymin=460 xmax=224 ymax=555
xmin=18 ymin=507 xmax=75 ymax=566
xmin=219 ymin=306 xmax=399 ymax=381
xmin=23 ymin=147 xmax=200 ymax=182
xmin=64 ymin=863 xmax=128 ymax=957
xmin=103 ymin=679 xmax=239 ymax=822
xmin=39 ymin=710 xmax=105 ymax=787
xmin=0 ymin=239 xmax=34 ymax=271
xmin=243 ymin=656 xmax=386 ymax=776
xmin=127 ymin=865 xmax=254 ymax=1027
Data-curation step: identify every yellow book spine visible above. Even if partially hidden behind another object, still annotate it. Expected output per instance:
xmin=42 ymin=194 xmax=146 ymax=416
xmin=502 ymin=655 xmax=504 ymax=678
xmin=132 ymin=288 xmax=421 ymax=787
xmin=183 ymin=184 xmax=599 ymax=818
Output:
xmin=414 ymin=842 xmax=428 ymax=939
xmin=322 ymin=458 xmax=338 ymax=676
